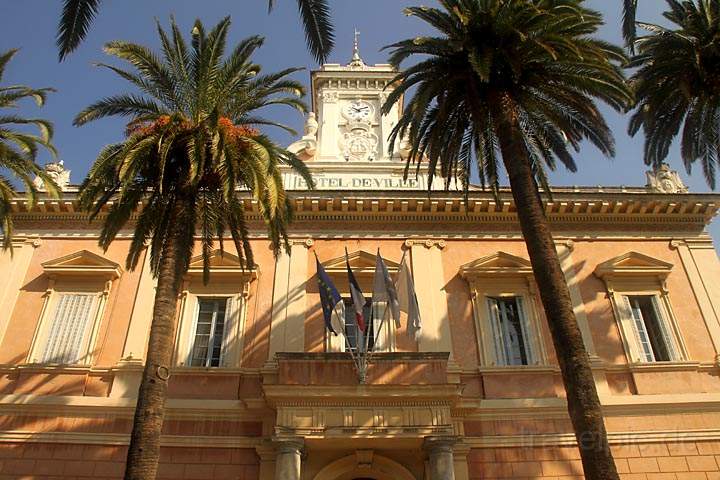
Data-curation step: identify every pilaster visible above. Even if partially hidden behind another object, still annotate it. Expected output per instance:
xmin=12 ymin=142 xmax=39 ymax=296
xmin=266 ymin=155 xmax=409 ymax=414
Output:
xmin=555 ymin=240 xmax=609 ymax=395
xmin=255 ymin=441 xmax=277 ymax=480
xmin=406 ymin=239 xmax=453 ymax=357
xmin=0 ymin=236 xmax=40 ymax=346
xmin=671 ymin=238 xmax=720 ymax=363
xmin=268 ymin=239 xmax=313 ymax=357
xmin=120 ymin=248 xmax=156 ymax=361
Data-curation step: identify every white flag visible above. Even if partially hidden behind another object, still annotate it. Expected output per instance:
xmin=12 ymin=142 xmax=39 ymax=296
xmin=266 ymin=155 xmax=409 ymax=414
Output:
xmin=372 ymin=249 xmax=400 ymax=327
xmin=396 ymin=254 xmax=421 ymax=338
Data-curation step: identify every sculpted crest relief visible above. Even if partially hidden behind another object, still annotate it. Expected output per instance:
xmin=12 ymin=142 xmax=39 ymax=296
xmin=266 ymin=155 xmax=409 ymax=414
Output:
xmin=646 ymin=163 xmax=689 ymax=194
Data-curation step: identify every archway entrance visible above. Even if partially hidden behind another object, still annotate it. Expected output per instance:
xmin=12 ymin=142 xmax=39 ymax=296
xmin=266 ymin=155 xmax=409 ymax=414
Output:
xmin=313 ymin=452 xmax=416 ymax=480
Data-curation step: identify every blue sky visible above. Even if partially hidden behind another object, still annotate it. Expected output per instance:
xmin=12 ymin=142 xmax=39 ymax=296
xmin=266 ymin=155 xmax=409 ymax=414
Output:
xmin=1 ymin=1 xmax=718 ymax=246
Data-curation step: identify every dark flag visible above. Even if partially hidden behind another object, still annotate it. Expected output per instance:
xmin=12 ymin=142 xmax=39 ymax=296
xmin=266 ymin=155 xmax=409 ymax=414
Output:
xmin=345 ymin=248 xmax=367 ymax=332
xmin=316 ymin=255 xmax=342 ymax=335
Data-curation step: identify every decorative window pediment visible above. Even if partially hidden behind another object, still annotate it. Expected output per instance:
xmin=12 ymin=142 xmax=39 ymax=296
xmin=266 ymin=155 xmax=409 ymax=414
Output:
xmin=594 ymin=252 xmax=673 ymax=280
xmin=186 ymin=250 xmax=257 ymax=280
xmin=41 ymin=250 xmax=121 ymax=280
xmin=460 ymin=252 xmax=532 ymax=279
xmin=322 ymin=250 xmax=399 ymax=276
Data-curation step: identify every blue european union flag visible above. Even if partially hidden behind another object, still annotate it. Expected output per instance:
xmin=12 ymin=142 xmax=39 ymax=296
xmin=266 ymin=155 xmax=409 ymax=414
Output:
xmin=316 ymin=256 xmax=342 ymax=335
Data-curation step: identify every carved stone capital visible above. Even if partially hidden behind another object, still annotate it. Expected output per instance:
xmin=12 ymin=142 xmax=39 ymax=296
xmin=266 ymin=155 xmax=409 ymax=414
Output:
xmin=404 ymin=238 xmax=446 ymax=250
xmin=423 ymin=435 xmax=458 ymax=455
xmin=273 ymin=436 xmax=304 ymax=455
xmin=669 ymin=239 xmax=685 ymax=250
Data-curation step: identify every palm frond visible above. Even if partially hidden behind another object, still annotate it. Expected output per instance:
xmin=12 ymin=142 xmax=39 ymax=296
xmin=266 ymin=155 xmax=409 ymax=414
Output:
xmin=57 ymin=0 xmax=100 ymax=61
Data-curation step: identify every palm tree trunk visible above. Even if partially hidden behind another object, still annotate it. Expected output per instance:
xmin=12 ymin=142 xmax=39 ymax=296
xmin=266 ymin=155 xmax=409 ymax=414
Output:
xmin=124 ymin=200 xmax=187 ymax=480
xmin=492 ymin=96 xmax=619 ymax=480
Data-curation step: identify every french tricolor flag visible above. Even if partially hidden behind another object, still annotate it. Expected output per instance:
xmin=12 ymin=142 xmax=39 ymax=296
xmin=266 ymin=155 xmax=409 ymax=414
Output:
xmin=345 ymin=248 xmax=367 ymax=332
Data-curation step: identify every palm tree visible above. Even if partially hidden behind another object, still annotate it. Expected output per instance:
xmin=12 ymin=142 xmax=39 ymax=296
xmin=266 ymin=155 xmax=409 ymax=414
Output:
xmin=383 ymin=1 xmax=632 ymax=479
xmin=0 ymin=49 xmax=58 ymax=249
xmin=75 ymin=17 xmax=313 ymax=479
xmin=57 ymin=0 xmax=334 ymax=62
xmin=629 ymin=0 xmax=720 ymax=188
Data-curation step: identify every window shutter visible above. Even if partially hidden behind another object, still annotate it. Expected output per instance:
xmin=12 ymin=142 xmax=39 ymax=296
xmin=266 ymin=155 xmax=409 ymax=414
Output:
xmin=651 ymin=296 xmax=678 ymax=361
xmin=486 ymin=298 xmax=507 ymax=365
xmin=516 ymin=297 xmax=535 ymax=364
xmin=221 ymin=297 xmax=240 ymax=366
xmin=623 ymin=295 xmax=654 ymax=362
xmin=42 ymin=293 xmax=96 ymax=364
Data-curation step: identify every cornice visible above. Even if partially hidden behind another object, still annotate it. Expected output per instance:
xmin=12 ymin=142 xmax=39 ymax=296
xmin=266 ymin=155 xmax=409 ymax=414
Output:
xmin=10 ymin=190 xmax=718 ymax=233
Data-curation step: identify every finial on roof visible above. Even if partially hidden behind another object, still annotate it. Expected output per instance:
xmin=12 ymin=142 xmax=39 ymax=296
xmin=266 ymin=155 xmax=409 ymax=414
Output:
xmin=350 ymin=28 xmax=365 ymax=67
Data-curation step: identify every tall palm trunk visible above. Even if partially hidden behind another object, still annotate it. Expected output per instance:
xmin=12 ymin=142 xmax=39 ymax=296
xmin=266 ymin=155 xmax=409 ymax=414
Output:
xmin=124 ymin=200 xmax=187 ymax=480
xmin=492 ymin=95 xmax=619 ymax=480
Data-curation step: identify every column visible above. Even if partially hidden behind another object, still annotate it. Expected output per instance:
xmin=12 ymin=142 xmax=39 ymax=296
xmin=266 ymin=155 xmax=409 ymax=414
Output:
xmin=406 ymin=239 xmax=453 ymax=356
xmin=268 ymin=239 xmax=312 ymax=357
xmin=273 ymin=437 xmax=304 ymax=480
xmin=424 ymin=436 xmax=457 ymax=480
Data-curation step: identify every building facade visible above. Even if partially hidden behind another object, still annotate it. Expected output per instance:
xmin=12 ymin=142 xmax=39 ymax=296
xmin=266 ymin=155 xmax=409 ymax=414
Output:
xmin=1 ymin=51 xmax=720 ymax=480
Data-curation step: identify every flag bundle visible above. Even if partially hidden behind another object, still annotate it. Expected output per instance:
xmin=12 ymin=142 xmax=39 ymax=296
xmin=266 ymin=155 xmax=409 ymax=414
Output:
xmin=315 ymin=249 xmax=421 ymax=341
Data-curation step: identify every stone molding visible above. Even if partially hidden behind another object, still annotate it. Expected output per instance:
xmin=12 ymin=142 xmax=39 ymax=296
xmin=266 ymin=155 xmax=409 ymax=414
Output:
xmin=404 ymin=238 xmax=446 ymax=249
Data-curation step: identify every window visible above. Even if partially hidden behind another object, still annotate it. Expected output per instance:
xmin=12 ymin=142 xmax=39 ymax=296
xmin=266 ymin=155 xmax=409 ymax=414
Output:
xmin=188 ymin=298 xmax=229 ymax=367
xmin=622 ymin=295 xmax=677 ymax=362
xmin=174 ymin=250 xmax=253 ymax=368
xmin=30 ymin=250 xmax=120 ymax=366
xmin=460 ymin=252 xmax=548 ymax=367
xmin=343 ymin=299 xmax=374 ymax=353
xmin=487 ymin=296 xmax=535 ymax=366
xmin=40 ymin=293 xmax=98 ymax=364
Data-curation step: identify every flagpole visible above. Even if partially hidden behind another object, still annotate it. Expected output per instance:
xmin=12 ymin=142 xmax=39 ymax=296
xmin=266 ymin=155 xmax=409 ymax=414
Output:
xmin=331 ymin=302 xmax=365 ymax=382
xmin=366 ymin=302 xmax=390 ymax=366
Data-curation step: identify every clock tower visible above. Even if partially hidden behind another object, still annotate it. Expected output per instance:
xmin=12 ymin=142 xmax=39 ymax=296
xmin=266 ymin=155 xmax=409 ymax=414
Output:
xmin=285 ymin=33 xmax=439 ymax=190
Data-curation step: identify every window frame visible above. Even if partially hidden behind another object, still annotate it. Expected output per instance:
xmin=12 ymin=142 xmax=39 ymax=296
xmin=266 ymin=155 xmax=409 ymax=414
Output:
xmin=595 ymin=251 xmax=688 ymax=365
xmin=187 ymin=297 xmax=231 ymax=367
xmin=28 ymin=250 xmax=120 ymax=367
xmin=608 ymin=285 xmax=686 ymax=364
xmin=29 ymin=284 xmax=108 ymax=366
xmin=486 ymin=295 xmax=537 ymax=366
xmin=174 ymin=250 xmax=255 ymax=369
xmin=175 ymin=289 xmax=247 ymax=369
xmin=460 ymin=252 xmax=548 ymax=368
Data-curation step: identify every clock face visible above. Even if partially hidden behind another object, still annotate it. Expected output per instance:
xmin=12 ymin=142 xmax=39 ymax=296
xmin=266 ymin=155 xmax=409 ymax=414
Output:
xmin=343 ymin=100 xmax=372 ymax=122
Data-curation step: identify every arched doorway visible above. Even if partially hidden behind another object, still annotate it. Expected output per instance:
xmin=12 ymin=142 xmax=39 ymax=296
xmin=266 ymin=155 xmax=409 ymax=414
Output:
xmin=313 ymin=452 xmax=416 ymax=480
